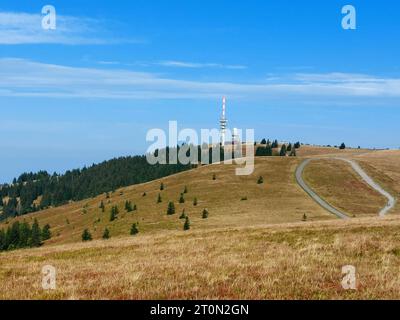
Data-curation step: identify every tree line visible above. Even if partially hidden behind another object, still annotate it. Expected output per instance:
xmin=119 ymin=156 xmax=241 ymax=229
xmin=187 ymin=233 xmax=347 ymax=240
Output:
xmin=0 ymin=219 xmax=51 ymax=251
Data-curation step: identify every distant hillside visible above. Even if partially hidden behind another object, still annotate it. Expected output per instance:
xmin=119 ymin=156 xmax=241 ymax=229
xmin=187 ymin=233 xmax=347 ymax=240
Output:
xmin=0 ymin=151 xmax=194 ymax=221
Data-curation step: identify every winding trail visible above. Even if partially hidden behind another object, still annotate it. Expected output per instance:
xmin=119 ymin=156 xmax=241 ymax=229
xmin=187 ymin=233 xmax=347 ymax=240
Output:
xmin=295 ymin=157 xmax=396 ymax=219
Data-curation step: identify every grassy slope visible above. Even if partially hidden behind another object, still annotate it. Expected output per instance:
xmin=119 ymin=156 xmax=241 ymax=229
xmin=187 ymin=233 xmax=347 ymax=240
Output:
xmin=1 ymin=216 xmax=400 ymax=299
xmin=1 ymin=154 xmax=336 ymax=245
xmin=302 ymin=159 xmax=387 ymax=217
xmin=1 ymin=146 xmax=399 ymax=299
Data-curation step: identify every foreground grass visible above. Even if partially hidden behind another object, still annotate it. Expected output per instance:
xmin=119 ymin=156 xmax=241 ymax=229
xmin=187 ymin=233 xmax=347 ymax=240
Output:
xmin=1 ymin=216 xmax=400 ymax=300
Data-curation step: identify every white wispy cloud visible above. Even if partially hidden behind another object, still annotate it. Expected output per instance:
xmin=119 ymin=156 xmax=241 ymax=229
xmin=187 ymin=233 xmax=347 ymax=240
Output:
xmin=1 ymin=58 xmax=400 ymax=101
xmin=157 ymin=60 xmax=247 ymax=70
xmin=0 ymin=11 xmax=141 ymax=45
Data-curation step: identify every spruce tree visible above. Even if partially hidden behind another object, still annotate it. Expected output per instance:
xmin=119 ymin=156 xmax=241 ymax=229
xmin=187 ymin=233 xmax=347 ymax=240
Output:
xmin=193 ymin=197 xmax=198 ymax=206
xmin=109 ymin=206 xmax=118 ymax=221
xmin=160 ymin=182 xmax=164 ymax=191
xmin=183 ymin=186 xmax=188 ymax=194
xmin=157 ymin=193 xmax=162 ymax=203
xmin=29 ymin=219 xmax=42 ymax=247
xmin=99 ymin=201 xmax=105 ymax=212
xmin=280 ymin=144 xmax=287 ymax=156
xmin=183 ymin=216 xmax=190 ymax=231
xmin=125 ymin=200 xmax=133 ymax=212
xmin=130 ymin=223 xmax=139 ymax=235
xmin=41 ymin=224 xmax=51 ymax=241
xmin=0 ymin=229 xmax=6 ymax=251
xmin=202 ymin=209 xmax=209 ymax=219
xmin=179 ymin=209 xmax=187 ymax=219
xmin=102 ymin=228 xmax=110 ymax=239
xmin=82 ymin=229 xmax=92 ymax=241
xmin=167 ymin=202 xmax=176 ymax=215
xmin=179 ymin=193 xmax=185 ymax=204
xmin=19 ymin=222 xmax=31 ymax=248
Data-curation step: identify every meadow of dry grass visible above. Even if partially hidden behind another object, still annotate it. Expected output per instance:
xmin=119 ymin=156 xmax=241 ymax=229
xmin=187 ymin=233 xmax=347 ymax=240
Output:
xmin=302 ymin=159 xmax=387 ymax=217
xmin=1 ymin=215 xmax=400 ymax=300
xmin=1 ymin=147 xmax=399 ymax=300
xmin=1 ymin=156 xmax=334 ymax=245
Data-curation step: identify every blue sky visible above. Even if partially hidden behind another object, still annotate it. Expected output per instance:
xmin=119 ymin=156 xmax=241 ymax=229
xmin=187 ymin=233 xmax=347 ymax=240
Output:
xmin=0 ymin=0 xmax=399 ymax=182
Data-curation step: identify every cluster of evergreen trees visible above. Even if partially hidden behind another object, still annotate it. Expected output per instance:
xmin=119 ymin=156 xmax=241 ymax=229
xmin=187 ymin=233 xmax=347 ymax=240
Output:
xmin=256 ymin=139 xmax=300 ymax=157
xmin=0 ymin=219 xmax=51 ymax=251
xmin=0 ymin=149 xmax=196 ymax=221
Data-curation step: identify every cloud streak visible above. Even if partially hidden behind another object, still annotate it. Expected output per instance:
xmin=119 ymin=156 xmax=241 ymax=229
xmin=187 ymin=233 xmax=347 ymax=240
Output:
xmin=0 ymin=11 xmax=141 ymax=45
xmin=1 ymin=58 xmax=400 ymax=101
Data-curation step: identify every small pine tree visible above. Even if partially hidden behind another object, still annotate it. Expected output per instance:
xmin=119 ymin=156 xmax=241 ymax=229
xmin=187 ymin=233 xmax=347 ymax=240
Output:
xmin=212 ymin=173 xmax=216 ymax=180
xmin=102 ymin=228 xmax=110 ymax=239
xmin=125 ymin=200 xmax=133 ymax=212
xmin=183 ymin=186 xmax=188 ymax=194
xmin=280 ymin=144 xmax=287 ymax=156
xmin=202 ymin=209 xmax=209 ymax=219
xmin=193 ymin=198 xmax=198 ymax=206
xmin=289 ymin=148 xmax=297 ymax=157
xmin=82 ymin=229 xmax=92 ymax=241
xmin=179 ymin=193 xmax=185 ymax=204
xmin=167 ymin=202 xmax=176 ymax=215
xmin=257 ymin=176 xmax=264 ymax=184
xmin=30 ymin=219 xmax=42 ymax=247
xmin=160 ymin=182 xmax=164 ymax=191
xmin=109 ymin=206 xmax=118 ymax=222
xmin=179 ymin=209 xmax=187 ymax=219
xmin=183 ymin=216 xmax=190 ymax=231
xmin=157 ymin=193 xmax=162 ymax=204
xmin=130 ymin=223 xmax=139 ymax=235
xmin=302 ymin=214 xmax=307 ymax=222
xmin=133 ymin=204 xmax=137 ymax=211
xmin=339 ymin=143 xmax=346 ymax=150
xmin=99 ymin=201 xmax=105 ymax=212
xmin=41 ymin=224 xmax=51 ymax=241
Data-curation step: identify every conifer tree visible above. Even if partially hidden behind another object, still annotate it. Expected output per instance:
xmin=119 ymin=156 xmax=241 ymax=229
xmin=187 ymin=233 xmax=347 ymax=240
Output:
xmin=183 ymin=186 xmax=188 ymax=194
xmin=202 ymin=209 xmax=209 ymax=219
xmin=183 ymin=216 xmax=190 ymax=231
xmin=280 ymin=144 xmax=287 ymax=156
xmin=179 ymin=193 xmax=185 ymax=204
xmin=167 ymin=202 xmax=176 ymax=215
xmin=212 ymin=173 xmax=216 ymax=180
xmin=130 ymin=223 xmax=139 ymax=235
xmin=157 ymin=193 xmax=162 ymax=204
xmin=179 ymin=209 xmax=187 ymax=220
xmin=30 ymin=219 xmax=42 ymax=247
xmin=257 ymin=176 xmax=264 ymax=184
xmin=160 ymin=182 xmax=164 ymax=191
xmin=99 ymin=201 xmax=105 ymax=212
xmin=193 ymin=197 xmax=198 ymax=206
xmin=41 ymin=224 xmax=51 ymax=241
xmin=102 ymin=228 xmax=110 ymax=239
xmin=82 ymin=229 xmax=92 ymax=241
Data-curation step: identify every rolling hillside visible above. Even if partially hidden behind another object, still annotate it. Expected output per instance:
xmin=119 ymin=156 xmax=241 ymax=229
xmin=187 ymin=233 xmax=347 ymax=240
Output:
xmin=0 ymin=146 xmax=399 ymax=299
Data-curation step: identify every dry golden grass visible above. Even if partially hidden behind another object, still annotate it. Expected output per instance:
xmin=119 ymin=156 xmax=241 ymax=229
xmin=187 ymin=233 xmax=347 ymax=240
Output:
xmin=302 ymin=159 xmax=387 ymax=217
xmin=352 ymin=151 xmax=400 ymax=215
xmin=1 ymin=157 xmax=333 ymax=245
xmin=1 ymin=215 xmax=400 ymax=300
xmin=1 ymin=147 xmax=399 ymax=300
